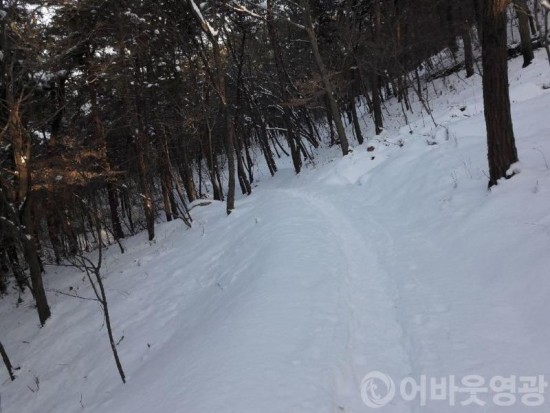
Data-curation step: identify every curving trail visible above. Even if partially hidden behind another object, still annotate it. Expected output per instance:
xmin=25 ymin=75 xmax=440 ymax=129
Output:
xmin=279 ymin=187 xmax=413 ymax=412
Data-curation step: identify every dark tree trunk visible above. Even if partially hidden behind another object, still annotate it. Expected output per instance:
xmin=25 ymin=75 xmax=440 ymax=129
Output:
xmin=446 ymin=1 xmax=459 ymax=56
xmin=188 ymin=0 xmax=235 ymax=213
xmin=107 ymin=184 xmax=124 ymax=240
xmin=178 ymin=151 xmax=198 ymax=202
xmin=0 ymin=249 xmax=7 ymax=295
xmin=482 ymin=0 xmax=519 ymax=187
xmin=473 ymin=0 xmax=484 ymax=36
xmin=161 ymin=178 xmax=173 ymax=222
xmin=372 ymin=0 xmax=384 ymax=135
xmin=349 ymin=96 xmax=364 ymax=144
xmin=46 ymin=197 xmax=62 ymax=264
xmin=462 ymin=24 xmax=475 ymax=77
xmin=249 ymin=104 xmax=277 ymax=176
xmin=135 ymin=135 xmax=155 ymax=240
xmin=300 ymin=0 xmax=349 ymax=155
xmin=6 ymin=98 xmax=51 ymax=325
xmin=23 ymin=206 xmax=51 ymax=326
xmin=203 ymin=133 xmax=223 ymax=201
xmin=325 ymin=94 xmax=336 ymax=146
xmin=6 ymin=246 xmax=25 ymax=291
xmin=224 ymin=106 xmax=237 ymax=214
xmin=514 ymin=0 xmax=534 ymax=67
xmin=266 ymin=0 xmax=302 ymax=173
xmin=235 ymin=138 xmax=252 ymax=195
xmin=122 ymin=189 xmax=135 ymax=234
xmin=0 ymin=341 xmax=16 ymax=381
xmin=371 ymin=74 xmax=384 ymax=134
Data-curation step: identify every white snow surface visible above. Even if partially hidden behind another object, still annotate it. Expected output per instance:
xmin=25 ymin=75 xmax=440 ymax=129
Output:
xmin=2 ymin=51 xmax=550 ymax=413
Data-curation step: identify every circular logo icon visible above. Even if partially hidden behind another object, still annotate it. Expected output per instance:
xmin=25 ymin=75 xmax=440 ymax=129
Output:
xmin=360 ymin=371 xmax=396 ymax=408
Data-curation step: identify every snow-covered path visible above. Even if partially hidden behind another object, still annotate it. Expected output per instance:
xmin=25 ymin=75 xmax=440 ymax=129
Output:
xmin=78 ymin=175 xmax=415 ymax=413
xmin=278 ymin=187 xmax=412 ymax=412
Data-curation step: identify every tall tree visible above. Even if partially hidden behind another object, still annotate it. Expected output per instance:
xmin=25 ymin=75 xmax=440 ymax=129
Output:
xmin=482 ymin=0 xmax=519 ymax=187
xmin=0 ymin=0 xmax=51 ymax=325
xmin=187 ymin=0 xmax=237 ymax=214
xmin=514 ymin=0 xmax=535 ymax=67
xmin=300 ymin=0 xmax=350 ymax=156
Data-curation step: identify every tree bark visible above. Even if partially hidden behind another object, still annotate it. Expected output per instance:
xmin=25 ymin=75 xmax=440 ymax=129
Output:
xmin=266 ymin=0 xmax=302 ymax=173
xmin=135 ymin=131 xmax=155 ymax=241
xmin=187 ymin=0 xmax=235 ymax=213
xmin=482 ymin=0 xmax=519 ymax=187
xmin=0 ymin=341 xmax=16 ymax=381
xmin=0 ymin=250 xmax=7 ymax=295
xmin=371 ymin=74 xmax=384 ymax=135
xmin=6 ymin=96 xmax=51 ymax=325
xmin=107 ymin=184 xmax=124 ymax=240
xmin=224 ymin=106 xmax=236 ymax=214
xmin=178 ymin=150 xmax=198 ymax=202
xmin=462 ymin=24 xmax=475 ymax=77
xmin=349 ymin=96 xmax=364 ymax=144
xmin=300 ymin=0 xmax=350 ymax=155
xmin=372 ymin=0 xmax=384 ymax=134
xmin=514 ymin=0 xmax=534 ymax=67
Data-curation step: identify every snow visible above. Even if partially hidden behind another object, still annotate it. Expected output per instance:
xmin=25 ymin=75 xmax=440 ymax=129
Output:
xmin=2 ymin=51 xmax=550 ymax=412
xmin=123 ymin=10 xmax=146 ymax=24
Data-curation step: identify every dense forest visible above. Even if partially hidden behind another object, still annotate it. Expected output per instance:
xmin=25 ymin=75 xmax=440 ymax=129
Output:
xmin=0 ymin=0 xmax=544 ymax=328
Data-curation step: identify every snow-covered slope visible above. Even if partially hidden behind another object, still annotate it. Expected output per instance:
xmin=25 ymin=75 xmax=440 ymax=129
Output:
xmin=2 ymin=51 xmax=550 ymax=413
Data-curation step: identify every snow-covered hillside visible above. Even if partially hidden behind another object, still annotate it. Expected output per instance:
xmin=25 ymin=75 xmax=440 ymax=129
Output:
xmin=2 ymin=50 xmax=550 ymax=413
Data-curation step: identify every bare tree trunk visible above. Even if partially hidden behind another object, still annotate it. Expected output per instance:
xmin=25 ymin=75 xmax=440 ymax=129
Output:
xmin=161 ymin=178 xmax=174 ymax=222
xmin=135 ymin=134 xmax=155 ymax=240
xmin=371 ymin=74 xmax=384 ymax=135
xmin=372 ymin=0 xmax=384 ymax=134
xmin=203 ymin=127 xmax=223 ymax=201
xmin=462 ymin=24 xmax=475 ymax=77
xmin=482 ymin=0 xmax=519 ymax=187
xmin=7 ymin=99 xmax=51 ymax=325
xmin=266 ymin=0 xmax=302 ymax=173
xmin=514 ymin=0 xmax=535 ymax=67
xmin=0 ymin=190 xmax=50 ymax=325
xmin=533 ymin=2 xmax=550 ymax=66
xmin=223 ymin=105 xmax=236 ymax=214
xmin=187 ymin=0 xmax=235 ymax=213
xmin=325 ymin=95 xmax=336 ymax=146
xmin=46 ymin=197 xmax=62 ymax=264
xmin=0 ymin=250 xmax=7 ymax=295
xmin=23 ymin=206 xmax=51 ymax=326
xmin=446 ymin=0 xmax=459 ymax=56
xmin=473 ymin=0 xmax=484 ymax=36
xmin=72 ymin=198 xmax=126 ymax=383
xmin=0 ymin=341 xmax=16 ymax=381
xmin=6 ymin=246 xmax=25 ymax=291
xmin=178 ymin=150 xmax=198 ymax=202
xmin=107 ymin=184 xmax=124 ymax=240
xmin=300 ymin=0 xmax=350 ymax=155
xmin=349 ymin=96 xmax=364 ymax=144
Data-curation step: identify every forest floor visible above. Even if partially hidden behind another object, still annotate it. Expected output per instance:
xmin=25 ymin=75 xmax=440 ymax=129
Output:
xmin=2 ymin=50 xmax=550 ymax=413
